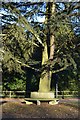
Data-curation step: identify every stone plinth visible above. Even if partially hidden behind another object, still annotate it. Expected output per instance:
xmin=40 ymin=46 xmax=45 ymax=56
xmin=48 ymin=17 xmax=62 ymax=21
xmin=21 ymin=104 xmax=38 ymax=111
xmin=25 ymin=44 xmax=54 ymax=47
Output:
xmin=31 ymin=92 xmax=54 ymax=99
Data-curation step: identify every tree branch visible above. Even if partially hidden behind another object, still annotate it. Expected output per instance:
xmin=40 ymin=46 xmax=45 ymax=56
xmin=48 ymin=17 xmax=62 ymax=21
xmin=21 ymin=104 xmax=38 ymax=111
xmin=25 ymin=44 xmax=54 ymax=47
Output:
xmin=12 ymin=57 xmax=39 ymax=72
xmin=52 ymin=64 xmax=72 ymax=74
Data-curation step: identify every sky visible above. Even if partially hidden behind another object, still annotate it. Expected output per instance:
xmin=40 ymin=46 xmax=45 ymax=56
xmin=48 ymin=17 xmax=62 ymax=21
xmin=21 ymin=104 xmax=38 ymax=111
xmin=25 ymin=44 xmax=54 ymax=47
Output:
xmin=0 ymin=1 xmax=80 ymax=35
xmin=0 ymin=2 xmax=46 ymax=23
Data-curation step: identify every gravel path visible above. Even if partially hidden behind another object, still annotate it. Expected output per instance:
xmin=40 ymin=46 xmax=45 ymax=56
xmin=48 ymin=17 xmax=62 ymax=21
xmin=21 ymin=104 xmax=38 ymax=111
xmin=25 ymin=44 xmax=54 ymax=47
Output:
xmin=0 ymin=98 xmax=80 ymax=119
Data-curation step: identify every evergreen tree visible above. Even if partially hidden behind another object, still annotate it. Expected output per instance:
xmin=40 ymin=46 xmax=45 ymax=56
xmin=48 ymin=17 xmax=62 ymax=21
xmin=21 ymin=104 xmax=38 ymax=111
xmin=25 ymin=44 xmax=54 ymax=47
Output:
xmin=1 ymin=2 xmax=80 ymax=92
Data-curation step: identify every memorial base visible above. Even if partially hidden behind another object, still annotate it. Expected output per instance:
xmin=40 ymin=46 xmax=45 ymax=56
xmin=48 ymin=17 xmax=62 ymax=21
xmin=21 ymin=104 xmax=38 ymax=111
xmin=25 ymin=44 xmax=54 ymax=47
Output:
xmin=24 ymin=92 xmax=59 ymax=105
xmin=31 ymin=92 xmax=54 ymax=99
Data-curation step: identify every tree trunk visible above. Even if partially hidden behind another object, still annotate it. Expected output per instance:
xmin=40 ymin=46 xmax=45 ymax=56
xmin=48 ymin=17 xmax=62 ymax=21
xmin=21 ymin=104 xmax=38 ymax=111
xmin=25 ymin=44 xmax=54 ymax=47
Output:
xmin=38 ymin=3 xmax=55 ymax=92
xmin=39 ymin=41 xmax=50 ymax=92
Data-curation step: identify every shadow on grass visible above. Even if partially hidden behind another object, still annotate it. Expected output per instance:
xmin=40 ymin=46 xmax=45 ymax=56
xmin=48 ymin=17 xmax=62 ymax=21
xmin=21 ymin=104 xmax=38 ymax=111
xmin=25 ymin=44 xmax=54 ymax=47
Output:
xmin=2 ymin=113 xmax=16 ymax=119
xmin=0 ymin=101 xmax=7 ymax=105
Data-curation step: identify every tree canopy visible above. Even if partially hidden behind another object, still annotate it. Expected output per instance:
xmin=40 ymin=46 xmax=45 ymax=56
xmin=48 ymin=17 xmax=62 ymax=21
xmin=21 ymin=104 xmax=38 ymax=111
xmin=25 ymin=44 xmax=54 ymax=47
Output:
xmin=1 ymin=2 xmax=80 ymax=92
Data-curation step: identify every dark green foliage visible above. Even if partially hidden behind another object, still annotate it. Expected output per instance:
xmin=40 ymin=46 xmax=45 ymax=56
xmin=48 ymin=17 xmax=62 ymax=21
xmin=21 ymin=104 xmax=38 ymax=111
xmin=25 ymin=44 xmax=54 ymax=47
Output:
xmin=1 ymin=2 xmax=80 ymax=92
xmin=2 ymin=69 xmax=26 ymax=91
